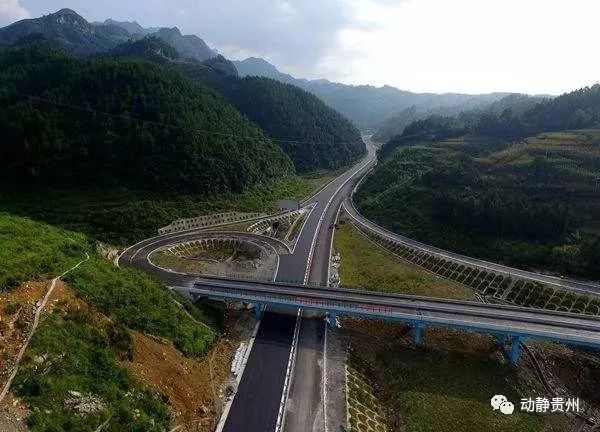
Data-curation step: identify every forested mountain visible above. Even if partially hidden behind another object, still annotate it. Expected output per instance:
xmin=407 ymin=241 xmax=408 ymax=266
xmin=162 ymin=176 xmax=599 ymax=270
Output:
xmin=107 ymin=38 xmax=366 ymax=171
xmin=373 ymin=94 xmax=546 ymax=142
xmin=357 ymin=85 xmax=600 ymax=279
xmin=221 ymin=77 xmax=366 ymax=171
xmin=357 ymin=132 xmax=600 ymax=279
xmin=175 ymin=61 xmax=366 ymax=171
xmin=96 ymin=18 xmax=216 ymax=62
xmin=201 ymin=54 xmax=238 ymax=77
xmin=381 ymin=85 xmax=600 ymax=158
xmin=0 ymin=9 xmax=216 ymax=63
xmin=0 ymin=9 xmax=365 ymax=175
xmin=234 ymin=57 xmax=511 ymax=130
xmin=0 ymin=9 xmax=130 ymax=53
xmin=233 ymin=57 xmax=299 ymax=84
xmin=0 ymin=43 xmax=293 ymax=192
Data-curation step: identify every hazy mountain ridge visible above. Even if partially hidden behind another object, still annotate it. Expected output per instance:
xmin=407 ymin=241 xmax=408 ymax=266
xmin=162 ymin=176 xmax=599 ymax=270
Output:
xmin=153 ymin=27 xmax=215 ymax=62
xmin=95 ymin=18 xmax=160 ymax=36
xmin=107 ymin=36 xmax=180 ymax=62
xmin=233 ymin=57 xmax=513 ymax=130
xmin=0 ymin=9 xmax=366 ymax=175
xmin=0 ymin=10 xmax=216 ymax=63
xmin=2 ymin=9 xmax=514 ymax=132
xmin=172 ymin=61 xmax=366 ymax=171
xmin=374 ymin=93 xmax=548 ymax=142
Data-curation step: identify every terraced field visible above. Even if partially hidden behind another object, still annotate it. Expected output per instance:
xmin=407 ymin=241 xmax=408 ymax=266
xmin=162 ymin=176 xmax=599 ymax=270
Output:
xmin=485 ymin=130 xmax=600 ymax=169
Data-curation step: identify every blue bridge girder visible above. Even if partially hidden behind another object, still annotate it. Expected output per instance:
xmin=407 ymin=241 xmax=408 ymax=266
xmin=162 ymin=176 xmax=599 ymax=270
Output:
xmin=186 ymin=277 xmax=600 ymax=364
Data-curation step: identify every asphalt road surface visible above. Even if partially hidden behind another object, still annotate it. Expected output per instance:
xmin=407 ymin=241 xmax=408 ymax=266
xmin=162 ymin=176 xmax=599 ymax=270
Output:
xmin=221 ymin=143 xmax=377 ymax=432
xmin=117 ymin=140 xmax=376 ymax=432
xmin=282 ymin=143 xmax=377 ymax=432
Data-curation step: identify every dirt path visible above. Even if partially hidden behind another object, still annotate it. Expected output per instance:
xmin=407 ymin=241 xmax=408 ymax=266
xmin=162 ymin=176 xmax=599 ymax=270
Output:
xmin=0 ymin=253 xmax=89 ymax=404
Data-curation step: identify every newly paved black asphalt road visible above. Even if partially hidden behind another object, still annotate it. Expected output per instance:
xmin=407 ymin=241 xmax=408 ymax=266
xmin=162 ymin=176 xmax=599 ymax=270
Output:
xmin=222 ymin=146 xmax=376 ymax=432
xmin=118 ymin=142 xmax=377 ymax=432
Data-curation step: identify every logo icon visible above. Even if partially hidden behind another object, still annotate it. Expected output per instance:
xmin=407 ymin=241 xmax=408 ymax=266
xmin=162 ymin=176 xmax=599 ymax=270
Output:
xmin=491 ymin=395 xmax=507 ymax=410
xmin=500 ymin=401 xmax=514 ymax=415
xmin=491 ymin=395 xmax=514 ymax=415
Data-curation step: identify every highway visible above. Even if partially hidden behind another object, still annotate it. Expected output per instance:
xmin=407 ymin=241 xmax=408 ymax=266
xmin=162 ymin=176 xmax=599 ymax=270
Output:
xmin=188 ymin=277 xmax=600 ymax=348
xmin=221 ymin=143 xmax=376 ymax=432
xmin=118 ymin=139 xmax=377 ymax=432
xmin=118 ymin=131 xmax=599 ymax=432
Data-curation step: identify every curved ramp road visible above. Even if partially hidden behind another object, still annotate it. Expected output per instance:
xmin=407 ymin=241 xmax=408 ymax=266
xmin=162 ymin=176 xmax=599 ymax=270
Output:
xmin=118 ymin=143 xmax=377 ymax=432
xmin=344 ymin=199 xmax=600 ymax=296
xmin=119 ymin=132 xmax=600 ymax=432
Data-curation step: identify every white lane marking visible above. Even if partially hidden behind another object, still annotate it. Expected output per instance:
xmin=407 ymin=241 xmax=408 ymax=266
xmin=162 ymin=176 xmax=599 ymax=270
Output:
xmin=276 ymin=308 xmax=302 ymax=432
xmin=290 ymin=204 xmax=318 ymax=255
xmin=323 ymin=204 xmax=342 ymax=432
xmin=303 ymin=156 xmax=375 ymax=285
xmin=277 ymin=154 xmax=375 ymax=432
xmin=213 ymin=249 xmax=280 ymax=432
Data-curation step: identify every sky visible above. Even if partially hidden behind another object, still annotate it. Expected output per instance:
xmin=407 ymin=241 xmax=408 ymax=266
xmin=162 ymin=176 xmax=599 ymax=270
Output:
xmin=2 ymin=0 xmax=600 ymax=95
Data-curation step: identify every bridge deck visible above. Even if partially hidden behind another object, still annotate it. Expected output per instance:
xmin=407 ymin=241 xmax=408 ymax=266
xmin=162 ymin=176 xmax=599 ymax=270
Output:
xmin=189 ymin=278 xmax=600 ymax=349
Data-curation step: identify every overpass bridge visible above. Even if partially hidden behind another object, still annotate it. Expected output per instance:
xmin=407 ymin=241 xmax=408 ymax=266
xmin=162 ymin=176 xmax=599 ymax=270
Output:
xmin=185 ymin=277 xmax=600 ymax=365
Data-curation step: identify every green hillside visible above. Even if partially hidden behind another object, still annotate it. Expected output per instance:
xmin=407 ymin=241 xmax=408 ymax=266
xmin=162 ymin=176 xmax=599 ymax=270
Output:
xmin=356 ymin=131 xmax=600 ymax=279
xmin=0 ymin=212 xmax=217 ymax=429
xmin=373 ymin=94 xmax=545 ymax=143
xmin=382 ymin=84 xmax=600 ymax=158
xmin=175 ymin=62 xmax=366 ymax=171
xmin=0 ymin=43 xmax=293 ymax=193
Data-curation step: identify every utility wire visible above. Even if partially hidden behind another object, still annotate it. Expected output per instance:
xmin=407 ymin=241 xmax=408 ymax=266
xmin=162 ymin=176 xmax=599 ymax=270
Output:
xmin=0 ymin=89 xmax=361 ymax=145
xmin=0 ymin=89 xmax=430 ymax=145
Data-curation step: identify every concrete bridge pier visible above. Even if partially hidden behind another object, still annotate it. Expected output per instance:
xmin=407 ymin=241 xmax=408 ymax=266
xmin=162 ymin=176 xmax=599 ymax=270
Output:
xmin=253 ymin=303 xmax=263 ymax=319
xmin=411 ymin=323 xmax=424 ymax=345
xmin=328 ymin=311 xmax=340 ymax=328
xmin=497 ymin=334 xmax=508 ymax=348
xmin=497 ymin=334 xmax=523 ymax=365
xmin=509 ymin=336 xmax=522 ymax=365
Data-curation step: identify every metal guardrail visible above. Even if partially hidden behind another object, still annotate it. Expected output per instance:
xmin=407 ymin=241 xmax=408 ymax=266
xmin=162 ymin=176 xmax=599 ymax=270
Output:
xmin=187 ymin=279 xmax=600 ymax=348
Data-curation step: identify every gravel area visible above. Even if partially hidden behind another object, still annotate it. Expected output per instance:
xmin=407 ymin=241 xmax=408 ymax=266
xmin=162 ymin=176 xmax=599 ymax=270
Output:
xmin=325 ymin=326 xmax=348 ymax=432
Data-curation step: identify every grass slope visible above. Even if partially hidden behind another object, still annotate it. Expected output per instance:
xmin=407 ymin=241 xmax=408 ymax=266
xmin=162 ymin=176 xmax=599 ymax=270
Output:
xmin=1 ymin=212 xmax=218 ymax=429
xmin=0 ymin=213 xmax=88 ymax=291
xmin=334 ymin=222 xmax=475 ymax=300
xmin=13 ymin=307 xmax=171 ymax=432
xmin=379 ymin=330 xmax=548 ymax=432
xmin=334 ymin=222 xmax=560 ymax=432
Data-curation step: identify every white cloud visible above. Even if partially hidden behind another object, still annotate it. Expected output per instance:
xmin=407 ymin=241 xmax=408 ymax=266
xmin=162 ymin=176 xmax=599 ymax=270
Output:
xmin=0 ymin=0 xmax=30 ymax=26
xmin=320 ymin=0 xmax=600 ymax=94
xmin=16 ymin=0 xmax=600 ymax=94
